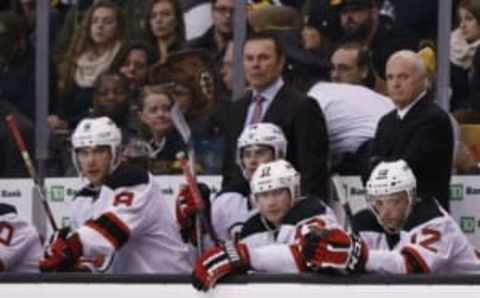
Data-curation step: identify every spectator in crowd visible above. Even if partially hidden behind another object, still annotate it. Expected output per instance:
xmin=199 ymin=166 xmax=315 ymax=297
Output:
xmin=0 ymin=203 xmax=42 ymax=272
xmin=369 ymin=50 xmax=453 ymax=210
xmin=111 ymin=41 xmax=156 ymax=102
xmin=0 ymin=100 xmax=34 ymax=178
xmin=56 ymin=0 xmax=125 ymax=129
xmin=146 ymin=0 xmax=186 ymax=63
xmin=219 ymin=40 xmax=234 ymax=99
xmin=91 ymin=71 xmax=140 ymax=144
xmin=188 ymin=0 xmax=234 ymax=62
xmin=308 ymin=82 xmax=394 ymax=175
xmin=330 ymin=42 xmax=380 ymax=92
xmin=150 ymin=49 xmax=223 ymax=173
xmin=332 ymin=0 xmax=418 ymax=78
xmin=222 ymin=32 xmax=329 ymax=198
xmin=14 ymin=0 xmax=62 ymax=47
xmin=301 ymin=0 xmax=340 ymax=62
xmin=192 ymin=159 xmax=339 ymax=291
xmin=0 ymin=11 xmax=58 ymax=122
xmin=248 ymin=5 xmax=330 ymax=92
xmin=54 ymin=0 xmax=139 ymax=64
xmin=454 ymin=46 xmax=480 ymax=123
xmin=389 ymin=0 xmax=442 ymax=42
xmin=301 ymin=16 xmax=334 ymax=61
xmin=450 ymin=0 xmax=480 ymax=111
xmin=136 ymin=85 xmax=185 ymax=175
xmin=301 ymin=160 xmax=480 ymax=275
xmin=41 ymin=117 xmax=192 ymax=273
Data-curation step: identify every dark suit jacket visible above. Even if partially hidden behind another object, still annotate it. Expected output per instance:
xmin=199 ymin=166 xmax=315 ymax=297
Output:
xmin=222 ymin=84 xmax=329 ymax=198
xmin=370 ymin=92 xmax=453 ymax=210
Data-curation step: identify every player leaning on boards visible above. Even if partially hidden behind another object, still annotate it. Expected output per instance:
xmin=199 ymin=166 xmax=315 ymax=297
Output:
xmin=40 ymin=116 xmax=192 ymax=273
xmin=192 ymin=160 xmax=339 ymax=291
xmin=301 ymin=160 xmax=480 ymax=274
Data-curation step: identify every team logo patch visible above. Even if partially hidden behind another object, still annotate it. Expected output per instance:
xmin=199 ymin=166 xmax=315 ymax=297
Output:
xmin=460 ymin=217 xmax=475 ymax=234
xmin=50 ymin=185 xmax=65 ymax=202
xmin=450 ymin=184 xmax=464 ymax=201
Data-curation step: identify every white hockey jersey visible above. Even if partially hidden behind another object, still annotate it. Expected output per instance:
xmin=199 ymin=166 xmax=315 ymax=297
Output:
xmin=72 ymin=164 xmax=192 ymax=273
xmin=211 ymin=181 xmax=254 ymax=242
xmin=353 ymin=199 xmax=480 ymax=274
xmin=240 ymin=198 xmax=339 ymax=273
xmin=0 ymin=203 xmax=42 ymax=273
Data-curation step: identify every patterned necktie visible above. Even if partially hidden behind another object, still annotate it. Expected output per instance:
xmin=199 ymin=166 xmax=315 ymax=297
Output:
xmin=250 ymin=95 xmax=265 ymax=124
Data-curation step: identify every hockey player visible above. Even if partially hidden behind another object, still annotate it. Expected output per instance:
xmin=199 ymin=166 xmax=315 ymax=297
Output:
xmin=0 ymin=203 xmax=42 ymax=272
xmin=176 ymin=122 xmax=288 ymax=244
xmin=301 ymin=160 xmax=480 ymax=274
xmin=40 ymin=116 xmax=192 ymax=273
xmin=192 ymin=160 xmax=339 ymax=291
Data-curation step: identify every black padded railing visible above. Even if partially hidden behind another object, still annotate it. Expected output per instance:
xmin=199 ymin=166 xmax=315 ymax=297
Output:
xmin=0 ymin=273 xmax=478 ymax=285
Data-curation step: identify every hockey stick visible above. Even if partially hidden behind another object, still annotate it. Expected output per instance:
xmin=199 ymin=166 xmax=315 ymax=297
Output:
xmin=5 ymin=114 xmax=58 ymax=231
xmin=170 ymin=103 xmax=219 ymax=255
xmin=331 ymin=175 xmax=355 ymax=234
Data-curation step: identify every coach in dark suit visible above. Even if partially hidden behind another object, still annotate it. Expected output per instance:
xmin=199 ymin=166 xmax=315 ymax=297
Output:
xmin=222 ymin=32 xmax=329 ymax=198
xmin=370 ymin=50 xmax=453 ymax=210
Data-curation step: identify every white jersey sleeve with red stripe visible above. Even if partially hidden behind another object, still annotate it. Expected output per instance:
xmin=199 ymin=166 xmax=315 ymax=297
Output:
xmin=0 ymin=210 xmax=42 ymax=273
xmin=241 ymin=198 xmax=340 ymax=273
xmin=363 ymin=215 xmax=480 ymax=274
xmin=76 ymin=174 xmax=157 ymax=259
xmin=73 ymin=168 xmax=192 ymax=274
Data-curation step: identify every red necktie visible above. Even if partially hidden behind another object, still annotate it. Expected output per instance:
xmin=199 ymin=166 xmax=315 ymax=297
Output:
xmin=250 ymin=95 xmax=265 ymax=124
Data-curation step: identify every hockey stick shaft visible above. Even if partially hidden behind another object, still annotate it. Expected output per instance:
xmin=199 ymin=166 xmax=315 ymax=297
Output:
xmin=178 ymin=154 xmax=220 ymax=246
xmin=331 ymin=175 xmax=355 ymax=234
xmin=5 ymin=114 xmax=58 ymax=231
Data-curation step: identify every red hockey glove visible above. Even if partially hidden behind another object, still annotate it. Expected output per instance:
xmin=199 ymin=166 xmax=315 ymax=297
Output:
xmin=192 ymin=241 xmax=250 ymax=291
xmin=175 ymin=183 xmax=211 ymax=245
xmin=40 ymin=233 xmax=83 ymax=272
xmin=301 ymin=228 xmax=367 ymax=273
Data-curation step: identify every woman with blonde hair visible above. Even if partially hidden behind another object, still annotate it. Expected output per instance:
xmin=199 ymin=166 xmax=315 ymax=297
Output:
xmin=136 ymin=85 xmax=187 ymax=174
xmin=53 ymin=0 xmax=125 ymax=129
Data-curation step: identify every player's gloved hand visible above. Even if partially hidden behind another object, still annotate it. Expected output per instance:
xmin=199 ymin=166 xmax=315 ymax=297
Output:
xmin=192 ymin=241 xmax=250 ymax=291
xmin=40 ymin=233 xmax=83 ymax=272
xmin=45 ymin=227 xmax=71 ymax=248
xmin=175 ymin=183 xmax=211 ymax=245
xmin=301 ymin=228 xmax=367 ymax=273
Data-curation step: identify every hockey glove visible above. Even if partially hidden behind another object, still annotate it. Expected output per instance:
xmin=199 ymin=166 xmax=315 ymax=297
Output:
xmin=40 ymin=233 xmax=83 ymax=272
xmin=176 ymin=183 xmax=211 ymax=245
xmin=192 ymin=241 xmax=250 ymax=291
xmin=301 ymin=228 xmax=367 ymax=273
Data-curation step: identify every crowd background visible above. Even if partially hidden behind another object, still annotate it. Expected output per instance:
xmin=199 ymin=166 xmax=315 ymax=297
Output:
xmin=1 ymin=0 xmax=479 ymax=183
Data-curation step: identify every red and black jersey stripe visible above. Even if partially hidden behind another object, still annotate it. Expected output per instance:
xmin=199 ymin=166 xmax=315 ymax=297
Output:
xmin=401 ymin=246 xmax=431 ymax=273
xmin=87 ymin=212 xmax=130 ymax=249
xmin=289 ymin=244 xmax=307 ymax=272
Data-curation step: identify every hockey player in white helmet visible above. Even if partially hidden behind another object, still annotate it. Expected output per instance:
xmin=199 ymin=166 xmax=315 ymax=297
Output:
xmin=301 ymin=160 xmax=480 ymax=274
xmin=192 ymin=160 xmax=339 ymax=291
xmin=176 ymin=123 xmax=288 ymax=245
xmin=0 ymin=203 xmax=42 ymax=273
xmin=40 ymin=116 xmax=192 ymax=273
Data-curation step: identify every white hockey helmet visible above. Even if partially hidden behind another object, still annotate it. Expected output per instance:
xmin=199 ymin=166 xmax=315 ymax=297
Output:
xmin=236 ymin=123 xmax=287 ymax=178
xmin=366 ymin=160 xmax=417 ymax=232
xmin=71 ymin=117 xmax=122 ymax=174
xmin=250 ymin=159 xmax=301 ymax=207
